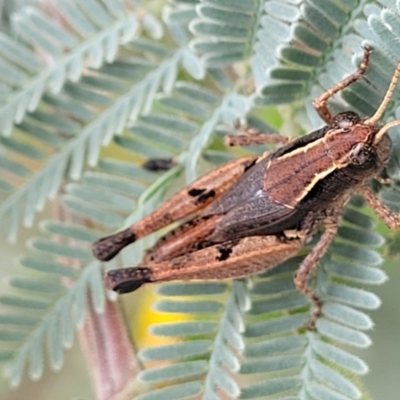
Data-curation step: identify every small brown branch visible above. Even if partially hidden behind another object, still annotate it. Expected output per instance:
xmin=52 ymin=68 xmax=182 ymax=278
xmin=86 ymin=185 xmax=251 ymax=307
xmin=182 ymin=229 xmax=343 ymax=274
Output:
xmin=79 ymin=297 xmax=139 ymax=400
xmin=54 ymin=200 xmax=141 ymax=399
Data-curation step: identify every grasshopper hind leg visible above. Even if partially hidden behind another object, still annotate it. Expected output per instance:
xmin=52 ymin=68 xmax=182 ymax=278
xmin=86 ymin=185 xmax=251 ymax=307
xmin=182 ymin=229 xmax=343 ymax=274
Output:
xmin=105 ymin=235 xmax=303 ymax=293
xmin=108 ymin=267 xmax=152 ymax=294
xmin=92 ymin=156 xmax=257 ymax=262
xmin=93 ymin=229 xmax=136 ymax=261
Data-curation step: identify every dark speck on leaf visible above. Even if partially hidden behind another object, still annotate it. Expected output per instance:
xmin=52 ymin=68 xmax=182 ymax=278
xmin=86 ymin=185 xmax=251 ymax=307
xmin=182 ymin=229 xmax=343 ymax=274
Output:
xmin=142 ymin=158 xmax=175 ymax=171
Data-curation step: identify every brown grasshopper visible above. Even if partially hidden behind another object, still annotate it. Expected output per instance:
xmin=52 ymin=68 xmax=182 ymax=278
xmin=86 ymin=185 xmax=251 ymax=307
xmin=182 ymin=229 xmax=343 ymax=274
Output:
xmin=92 ymin=47 xmax=400 ymax=328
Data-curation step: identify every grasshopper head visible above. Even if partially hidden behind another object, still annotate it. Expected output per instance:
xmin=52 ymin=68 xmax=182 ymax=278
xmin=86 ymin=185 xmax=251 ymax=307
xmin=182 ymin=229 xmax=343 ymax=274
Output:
xmin=325 ymin=59 xmax=400 ymax=174
xmin=323 ymin=111 xmax=385 ymax=172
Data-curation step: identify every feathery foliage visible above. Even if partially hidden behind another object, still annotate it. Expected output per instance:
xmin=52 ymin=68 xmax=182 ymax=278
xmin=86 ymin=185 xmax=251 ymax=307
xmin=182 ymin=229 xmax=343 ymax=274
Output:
xmin=0 ymin=0 xmax=400 ymax=398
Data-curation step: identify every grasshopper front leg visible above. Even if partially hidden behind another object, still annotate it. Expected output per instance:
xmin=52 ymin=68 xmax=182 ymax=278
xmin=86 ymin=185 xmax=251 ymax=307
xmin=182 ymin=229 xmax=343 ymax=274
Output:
xmin=106 ymin=235 xmax=303 ymax=294
xmin=313 ymin=46 xmax=372 ymax=123
xmin=92 ymin=156 xmax=257 ymax=261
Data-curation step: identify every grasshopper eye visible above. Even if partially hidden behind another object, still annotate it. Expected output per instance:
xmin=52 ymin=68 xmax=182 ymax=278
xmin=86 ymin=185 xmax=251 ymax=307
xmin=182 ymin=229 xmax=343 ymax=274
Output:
xmin=350 ymin=143 xmax=376 ymax=169
xmin=332 ymin=111 xmax=360 ymax=129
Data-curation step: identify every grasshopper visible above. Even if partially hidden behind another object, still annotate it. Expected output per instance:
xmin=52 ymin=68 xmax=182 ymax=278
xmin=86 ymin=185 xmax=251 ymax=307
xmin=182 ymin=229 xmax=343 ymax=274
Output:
xmin=93 ymin=47 xmax=400 ymax=328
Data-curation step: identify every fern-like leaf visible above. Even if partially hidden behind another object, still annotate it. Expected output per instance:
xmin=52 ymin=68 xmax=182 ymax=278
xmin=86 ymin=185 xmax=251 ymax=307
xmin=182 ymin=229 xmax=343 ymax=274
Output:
xmin=1 ymin=1 xmax=400 ymax=398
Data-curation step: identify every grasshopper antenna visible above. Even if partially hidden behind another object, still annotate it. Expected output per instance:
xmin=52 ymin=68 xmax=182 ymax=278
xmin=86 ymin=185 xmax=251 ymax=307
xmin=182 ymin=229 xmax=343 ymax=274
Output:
xmin=374 ymin=119 xmax=400 ymax=143
xmin=363 ymin=58 xmax=400 ymax=139
xmin=365 ymin=59 xmax=400 ymax=126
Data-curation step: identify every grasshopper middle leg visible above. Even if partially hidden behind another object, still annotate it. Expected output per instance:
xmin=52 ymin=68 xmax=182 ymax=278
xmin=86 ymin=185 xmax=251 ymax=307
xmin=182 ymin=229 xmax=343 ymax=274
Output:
xmin=225 ymin=133 xmax=289 ymax=147
xmin=361 ymin=185 xmax=400 ymax=229
xmin=294 ymin=216 xmax=339 ymax=329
